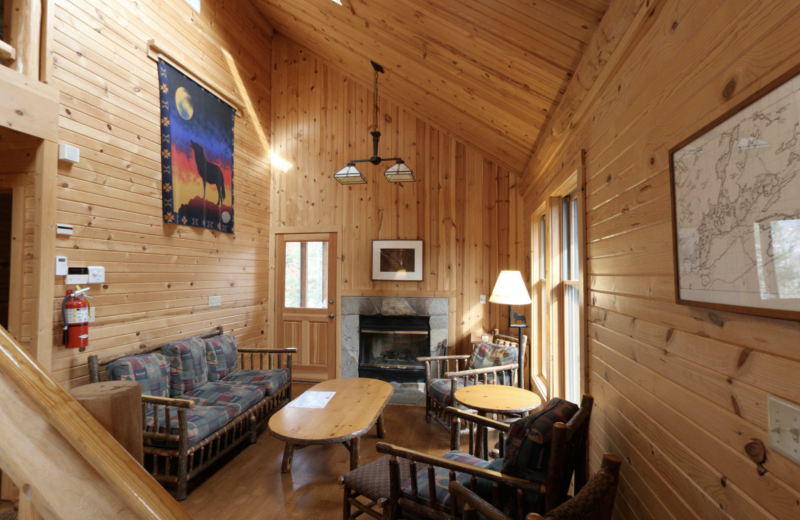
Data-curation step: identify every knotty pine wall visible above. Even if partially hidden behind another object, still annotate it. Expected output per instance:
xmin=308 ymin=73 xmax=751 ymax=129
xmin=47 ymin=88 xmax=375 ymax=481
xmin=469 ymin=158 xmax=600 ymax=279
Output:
xmin=271 ymin=35 xmax=527 ymax=354
xmin=525 ymin=1 xmax=800 ymax=519
xmin=48 ymin=0 xmax=273 ymax=388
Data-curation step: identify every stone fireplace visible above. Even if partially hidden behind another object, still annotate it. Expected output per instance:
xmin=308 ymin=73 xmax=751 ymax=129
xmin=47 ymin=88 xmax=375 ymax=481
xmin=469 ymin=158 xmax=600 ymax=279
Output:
xmin=342 ymin=297 xmax=449 ymax=404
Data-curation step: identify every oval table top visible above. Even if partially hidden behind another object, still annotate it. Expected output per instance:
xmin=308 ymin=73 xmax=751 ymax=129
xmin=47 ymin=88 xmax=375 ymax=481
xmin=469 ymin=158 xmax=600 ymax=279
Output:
xmin=268 ymin=378 xmax=393 ymax=444
xmin=454 ymin=385 xmax=542 ymax=414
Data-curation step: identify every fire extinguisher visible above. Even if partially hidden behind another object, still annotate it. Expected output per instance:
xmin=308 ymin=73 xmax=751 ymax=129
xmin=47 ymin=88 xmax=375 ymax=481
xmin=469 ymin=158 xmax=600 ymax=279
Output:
xmin=62 ymin=287 xmax=91 ymax=349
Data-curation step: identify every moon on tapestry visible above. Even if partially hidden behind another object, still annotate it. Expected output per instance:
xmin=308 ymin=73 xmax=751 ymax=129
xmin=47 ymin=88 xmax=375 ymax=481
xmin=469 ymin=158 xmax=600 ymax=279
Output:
xmin=159 ymin=59 xmax=235 ymax=233
xmin=175 ymin=87 xmax=194 ymax=120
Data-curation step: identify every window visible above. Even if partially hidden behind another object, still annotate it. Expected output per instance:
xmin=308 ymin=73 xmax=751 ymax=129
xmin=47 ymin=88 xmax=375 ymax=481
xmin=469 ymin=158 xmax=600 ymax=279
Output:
xmin=563 ymin=193 xmax=581 ymax=404
xmin=532 ymin=212 xmax=549 ymax=398
xmin=284 ymin=241 xmax=328 ymax=309
xmin=531 ymin=184 xmax=584 ymax=404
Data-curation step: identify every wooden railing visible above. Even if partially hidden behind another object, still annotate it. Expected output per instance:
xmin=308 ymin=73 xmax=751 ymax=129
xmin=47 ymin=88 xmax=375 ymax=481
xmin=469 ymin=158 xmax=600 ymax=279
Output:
xmin=0 ymin=325 xmax=192 ymax=520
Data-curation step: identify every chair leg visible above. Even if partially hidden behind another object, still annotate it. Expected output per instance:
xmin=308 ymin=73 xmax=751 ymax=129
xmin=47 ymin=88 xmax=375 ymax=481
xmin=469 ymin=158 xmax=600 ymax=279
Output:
xmin=343 ymin=484 xmax=351 ymax=520
xmin=425 ymin=394 xmax=431 ymax=423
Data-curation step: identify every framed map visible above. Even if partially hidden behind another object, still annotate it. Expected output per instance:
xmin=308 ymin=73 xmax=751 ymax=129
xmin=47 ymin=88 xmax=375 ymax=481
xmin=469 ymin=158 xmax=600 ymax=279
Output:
xmin=670 ymin=70 xmax=800 ymax=320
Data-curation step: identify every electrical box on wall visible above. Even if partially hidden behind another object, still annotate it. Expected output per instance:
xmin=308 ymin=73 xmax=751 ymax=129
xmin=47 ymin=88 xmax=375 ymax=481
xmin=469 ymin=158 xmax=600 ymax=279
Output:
xmin=58 ymin=144 xmax=80 ymax=164
xmin=769 ymin=395 xmax=800 ymax=465
xmin=88 ymin=266 xmax=105 ymax=284
xmin=65 ymin=267 xmax=89 ymax=285
xmin=56 ymin=224 xmax=74 ymax=235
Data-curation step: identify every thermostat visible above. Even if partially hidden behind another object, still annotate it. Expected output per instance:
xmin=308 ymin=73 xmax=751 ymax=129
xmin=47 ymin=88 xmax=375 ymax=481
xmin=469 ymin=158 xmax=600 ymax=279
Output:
xmin=88 ymin=266 xmax=105 ymax=284
xmin=56 ymin=256 xmax=68 ymax=276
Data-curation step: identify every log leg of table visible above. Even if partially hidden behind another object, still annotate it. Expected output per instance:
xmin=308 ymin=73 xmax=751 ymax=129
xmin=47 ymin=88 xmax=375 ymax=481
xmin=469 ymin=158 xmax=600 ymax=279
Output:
xmin=281 ymin=442 xmax=294 ymax=473
xmin=475 ymin=412 xmax=487 ymax=460
xmin=349 ymin=436 xmax=361 ymax=470
xmin=377 ymin=413 xmax=386 ymax=439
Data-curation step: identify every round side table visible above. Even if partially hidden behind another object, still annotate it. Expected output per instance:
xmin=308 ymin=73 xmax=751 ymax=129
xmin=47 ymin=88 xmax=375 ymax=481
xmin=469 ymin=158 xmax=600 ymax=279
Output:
xmin=454 ymin=385 xmax=542 ymax=459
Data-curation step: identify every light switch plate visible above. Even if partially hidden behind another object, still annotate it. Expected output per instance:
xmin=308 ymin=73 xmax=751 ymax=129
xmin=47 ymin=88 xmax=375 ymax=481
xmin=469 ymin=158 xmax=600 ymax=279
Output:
xmin=768 ymin=394 xmax=800 ymax=465
xmin=208 ymin=295 xmax=222 ymax=307
xmin=88 ymin=307 xmax=96 ymax=323
xmin=480 ymin=295 xmax=486 ymax=304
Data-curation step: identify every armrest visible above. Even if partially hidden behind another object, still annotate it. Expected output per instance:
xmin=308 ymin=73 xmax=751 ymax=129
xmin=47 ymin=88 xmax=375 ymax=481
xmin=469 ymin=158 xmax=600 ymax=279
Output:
xmin=375 ymin=443 xmax=544 ymax=493
xmin=449 ymin=482 xmax=510 ymax=520
xmin=142 ymin=395 xmax=194 ymax=409
xmin=444 ymin=362 xmax=517 ymax=379
xmin=444 ymin=407 xmax=511 ymax=432
xmin=416 ymin=355 xmax=470 ymax=362
xmin=238 ymin=348 xmax=297 ymax=354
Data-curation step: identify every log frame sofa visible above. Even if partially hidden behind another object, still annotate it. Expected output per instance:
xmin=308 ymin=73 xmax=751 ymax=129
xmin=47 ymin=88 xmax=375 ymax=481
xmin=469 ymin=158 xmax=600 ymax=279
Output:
xmin=87 ymin=326 xmax=295 ymax=499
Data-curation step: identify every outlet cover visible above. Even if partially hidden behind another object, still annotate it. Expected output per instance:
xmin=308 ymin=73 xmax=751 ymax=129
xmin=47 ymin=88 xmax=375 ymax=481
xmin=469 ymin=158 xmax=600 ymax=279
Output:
xmin=769 ymin=395 xmax=800 ymax=465
xmin=208 ymin=295 xmax=222 ymax=307
xmin=480 ymin=295 xmax=487 ymax=304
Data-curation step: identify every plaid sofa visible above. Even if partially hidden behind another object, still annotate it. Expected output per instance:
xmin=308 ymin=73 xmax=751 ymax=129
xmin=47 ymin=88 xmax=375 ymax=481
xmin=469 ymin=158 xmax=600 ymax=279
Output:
xmin=94 ymin=330 xmax=294 ymax=499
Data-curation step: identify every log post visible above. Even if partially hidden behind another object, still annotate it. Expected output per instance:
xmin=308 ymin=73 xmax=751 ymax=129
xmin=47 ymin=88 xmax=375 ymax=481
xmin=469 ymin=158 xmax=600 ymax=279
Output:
xmin=6 ymin=0 xmax=41 ymax=77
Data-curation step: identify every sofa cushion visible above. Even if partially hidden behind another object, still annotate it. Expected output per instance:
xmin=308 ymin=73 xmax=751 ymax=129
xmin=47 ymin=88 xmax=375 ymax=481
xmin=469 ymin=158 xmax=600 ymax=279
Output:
xmin=400 ymin=451 xmax=490 ymax=512
xmin=162 ymin=337 xmax=209 ymax=397
xmin=468 ymin=341 xmax=518 ymax=370
xmin=221 ymin=368 xmax=290 ymax=396
xmin=146 ymin=405 xmax=234 ymax=447
xmin=205 ymin=334 xmax=239 ymax=382
xmin=501 ymin=398 xmax=579 ymax=480
xmin=428 ymin=378 xmax=481 ymax=408
xmin=183 ymin=382 xmax=265 ymax=416
xmin=107 ymin=353 xmax=169 ymax=398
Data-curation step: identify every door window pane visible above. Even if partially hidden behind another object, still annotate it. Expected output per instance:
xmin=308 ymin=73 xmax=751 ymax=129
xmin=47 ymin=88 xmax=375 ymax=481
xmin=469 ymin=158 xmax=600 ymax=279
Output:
xmin=285 ymin=241 xmax=328 ymax=308
xmin=285 ymin=242 xmax=302 ymax=307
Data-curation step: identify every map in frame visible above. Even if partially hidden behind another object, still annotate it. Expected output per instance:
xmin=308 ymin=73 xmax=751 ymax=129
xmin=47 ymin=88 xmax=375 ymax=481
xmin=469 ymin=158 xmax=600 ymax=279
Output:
xmin=671 ymin=72 xmax=800 ymax=317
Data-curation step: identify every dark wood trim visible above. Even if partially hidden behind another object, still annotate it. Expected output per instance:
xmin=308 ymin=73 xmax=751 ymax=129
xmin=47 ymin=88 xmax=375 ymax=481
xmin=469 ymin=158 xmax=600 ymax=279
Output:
xmin=668 ymin=61 xmax=800 ymax=322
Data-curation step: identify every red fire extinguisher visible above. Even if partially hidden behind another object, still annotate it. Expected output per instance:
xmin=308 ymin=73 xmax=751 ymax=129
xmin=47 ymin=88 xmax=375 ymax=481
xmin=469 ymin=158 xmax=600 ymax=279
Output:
xmin=62 ymin=287 xmax=91 ymax=349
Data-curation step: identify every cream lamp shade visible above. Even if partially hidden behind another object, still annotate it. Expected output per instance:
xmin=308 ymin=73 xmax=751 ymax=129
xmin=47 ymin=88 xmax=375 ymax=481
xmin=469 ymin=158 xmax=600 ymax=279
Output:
xmin=489 ymin=271 xmax=532 ymax=305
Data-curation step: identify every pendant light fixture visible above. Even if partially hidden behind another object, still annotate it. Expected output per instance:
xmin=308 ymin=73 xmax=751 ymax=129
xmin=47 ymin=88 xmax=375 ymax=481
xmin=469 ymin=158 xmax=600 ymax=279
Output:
xmin=334 ymin=61 xmax=415 ymax=185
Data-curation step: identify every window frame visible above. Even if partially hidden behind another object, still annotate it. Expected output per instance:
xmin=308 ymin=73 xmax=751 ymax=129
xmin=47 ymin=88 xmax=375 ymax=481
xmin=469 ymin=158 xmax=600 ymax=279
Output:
xmin=531 ymin=208 xmax=549 ymax=400
xmin=530 ymin=167 xmax=587 ymax=403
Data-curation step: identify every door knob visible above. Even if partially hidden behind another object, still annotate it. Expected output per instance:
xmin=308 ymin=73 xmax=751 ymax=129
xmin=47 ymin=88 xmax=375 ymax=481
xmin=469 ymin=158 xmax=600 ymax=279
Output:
xmin=329 ymin=313 xmax=335 ymax=318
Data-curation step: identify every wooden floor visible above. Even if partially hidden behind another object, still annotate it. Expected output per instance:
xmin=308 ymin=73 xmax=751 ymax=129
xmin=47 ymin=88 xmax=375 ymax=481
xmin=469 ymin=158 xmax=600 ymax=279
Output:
xmin=181 ymin=384 xmax=453 ymax=519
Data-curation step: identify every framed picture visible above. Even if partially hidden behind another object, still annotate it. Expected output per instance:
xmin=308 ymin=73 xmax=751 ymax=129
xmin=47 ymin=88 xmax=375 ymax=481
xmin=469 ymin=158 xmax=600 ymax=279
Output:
xmin=669 ymin=68 xmax=800 ymax=321
xmin=372 ymin=240 xmax=423 ymax=281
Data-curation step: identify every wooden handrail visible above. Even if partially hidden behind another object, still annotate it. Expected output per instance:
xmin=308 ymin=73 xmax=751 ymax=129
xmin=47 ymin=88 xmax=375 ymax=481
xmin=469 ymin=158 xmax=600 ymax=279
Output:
xmin=0 ymin=325 xmax=192 ymax=520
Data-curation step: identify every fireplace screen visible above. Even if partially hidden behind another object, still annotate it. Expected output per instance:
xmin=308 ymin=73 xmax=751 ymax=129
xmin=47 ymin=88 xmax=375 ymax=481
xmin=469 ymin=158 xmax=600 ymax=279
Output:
xmin=359 ymin=316 xmax=429 ymax=376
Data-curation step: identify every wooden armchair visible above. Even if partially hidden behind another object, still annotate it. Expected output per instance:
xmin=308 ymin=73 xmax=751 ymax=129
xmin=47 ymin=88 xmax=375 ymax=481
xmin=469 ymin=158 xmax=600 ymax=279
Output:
xmin=448 ymin=453 xmax=622 ymax=520
xmin=418 ymin=329 xmax=528 ymax=431
xmin=375 ymin=395 xmax=592 ymax=520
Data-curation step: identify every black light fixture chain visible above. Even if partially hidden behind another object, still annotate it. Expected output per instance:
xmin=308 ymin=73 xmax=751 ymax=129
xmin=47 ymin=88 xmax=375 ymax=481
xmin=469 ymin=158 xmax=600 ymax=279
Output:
xmin=373 ymin=68 xmax=379 ymax=131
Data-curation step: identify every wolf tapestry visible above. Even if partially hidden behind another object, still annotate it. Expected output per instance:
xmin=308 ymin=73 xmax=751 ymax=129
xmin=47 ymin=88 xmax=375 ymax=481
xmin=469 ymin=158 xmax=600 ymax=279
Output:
xmin=159 ymin=59 xmax=235 ymax=233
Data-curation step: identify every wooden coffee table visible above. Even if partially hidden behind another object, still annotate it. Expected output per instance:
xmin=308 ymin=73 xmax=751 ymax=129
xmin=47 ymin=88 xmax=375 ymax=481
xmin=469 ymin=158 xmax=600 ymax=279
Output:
xmin=268 ymin=378 xmax=393 ymax=473
xmin=454 ymin=385 xmax=542 ymax=459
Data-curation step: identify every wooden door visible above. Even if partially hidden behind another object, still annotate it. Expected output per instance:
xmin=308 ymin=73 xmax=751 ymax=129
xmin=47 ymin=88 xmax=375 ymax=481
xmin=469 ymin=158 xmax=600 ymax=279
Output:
xmin=275 ymin=233 xmax=337 ymax=382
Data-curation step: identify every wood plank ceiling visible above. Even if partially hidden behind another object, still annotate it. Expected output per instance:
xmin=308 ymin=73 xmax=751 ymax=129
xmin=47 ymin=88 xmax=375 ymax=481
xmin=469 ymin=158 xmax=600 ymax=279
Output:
xmin=255 ymin=0 xmax=610 ymax=172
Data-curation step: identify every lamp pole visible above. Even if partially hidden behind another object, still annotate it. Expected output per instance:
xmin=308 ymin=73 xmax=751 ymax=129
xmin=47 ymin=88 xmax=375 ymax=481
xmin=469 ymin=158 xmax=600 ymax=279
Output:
xmin=508 ymin=305 xmax=527 ymax=389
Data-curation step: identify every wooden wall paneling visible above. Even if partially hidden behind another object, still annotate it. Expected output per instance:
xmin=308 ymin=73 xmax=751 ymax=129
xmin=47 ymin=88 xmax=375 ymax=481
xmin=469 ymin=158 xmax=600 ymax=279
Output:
xmin=521 ymin=0 xmax=800 ymax=516
xmin=47 ymin=0 xmax=273 ymax=387
xmin=271 ymin=35 xmax=526 ymax=354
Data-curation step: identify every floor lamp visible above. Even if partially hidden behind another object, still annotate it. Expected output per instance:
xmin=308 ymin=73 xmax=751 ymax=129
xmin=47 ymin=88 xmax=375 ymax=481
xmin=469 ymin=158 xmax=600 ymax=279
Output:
xmin=489 ymin=271 xmax=532 ymax=389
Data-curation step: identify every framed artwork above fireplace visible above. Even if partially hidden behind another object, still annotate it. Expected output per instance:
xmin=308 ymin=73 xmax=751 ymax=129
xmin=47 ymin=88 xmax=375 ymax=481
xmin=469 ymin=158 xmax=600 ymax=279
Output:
xmin=372 ymin=240 xmax=423 ymax=281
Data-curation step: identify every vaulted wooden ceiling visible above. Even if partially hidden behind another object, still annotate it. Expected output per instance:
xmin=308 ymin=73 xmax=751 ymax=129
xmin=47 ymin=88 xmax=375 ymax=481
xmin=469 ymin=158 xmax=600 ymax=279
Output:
xmin=255 ymin=0 xmax=610 ymax=172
